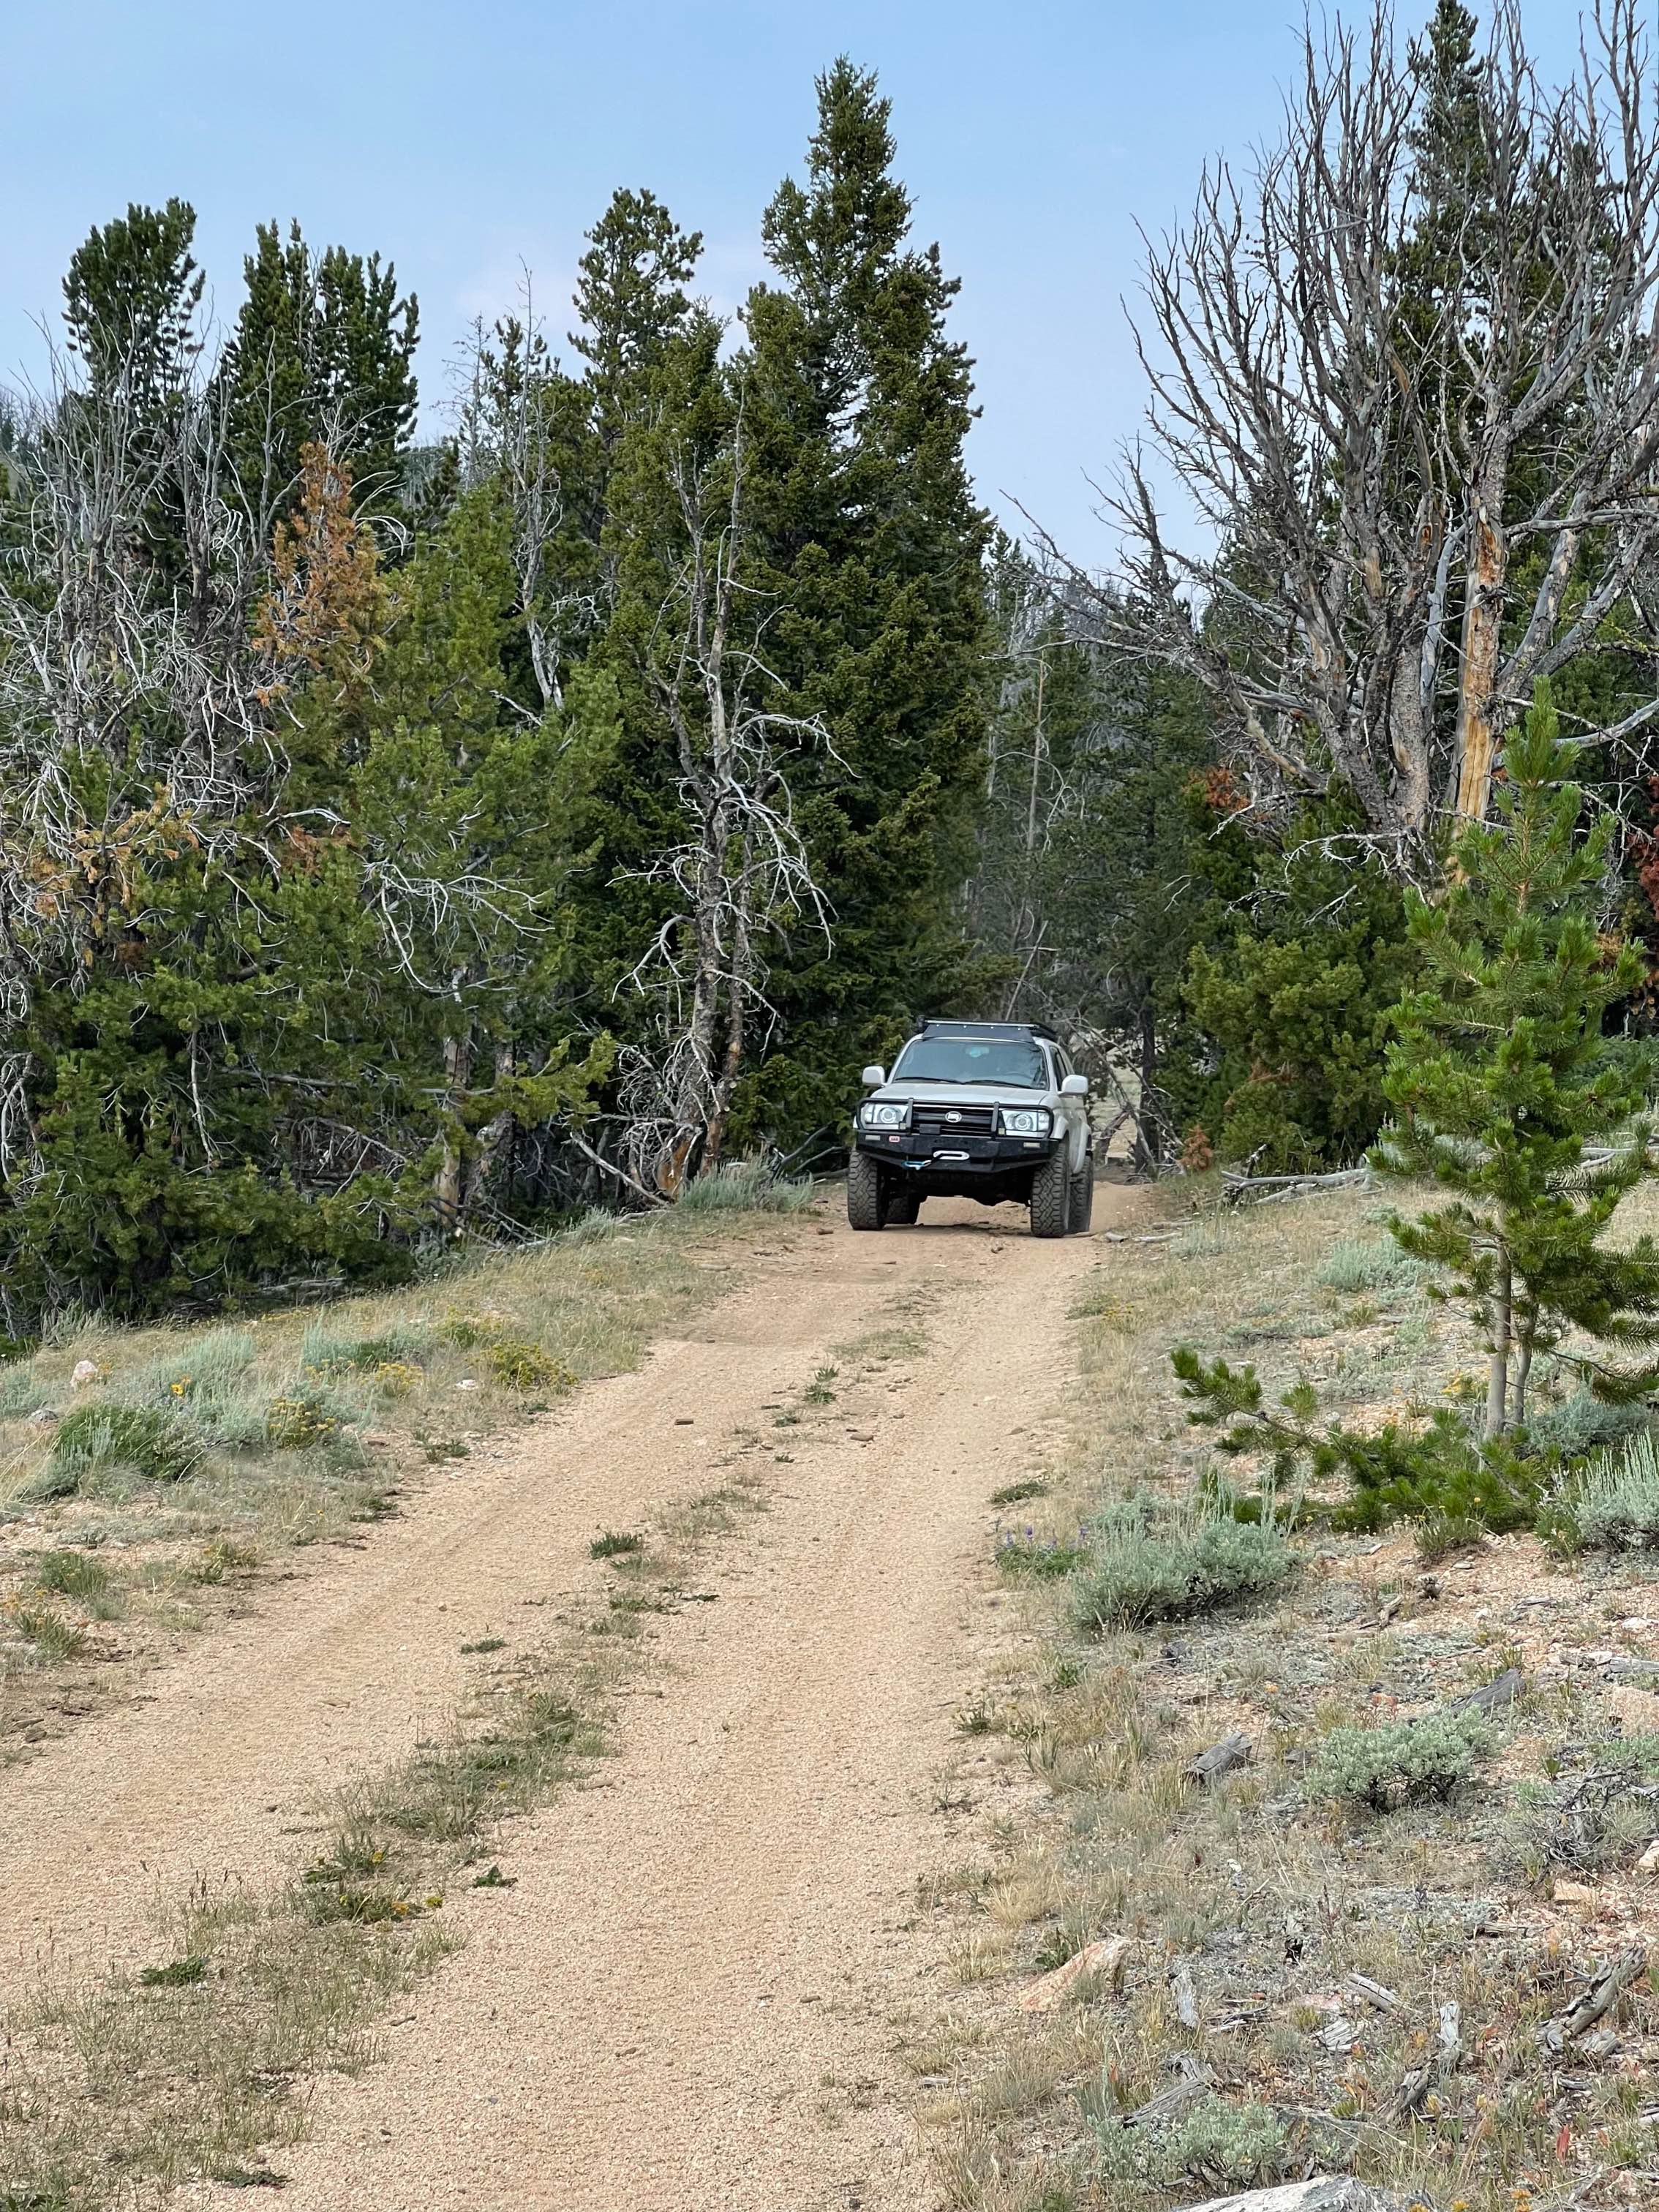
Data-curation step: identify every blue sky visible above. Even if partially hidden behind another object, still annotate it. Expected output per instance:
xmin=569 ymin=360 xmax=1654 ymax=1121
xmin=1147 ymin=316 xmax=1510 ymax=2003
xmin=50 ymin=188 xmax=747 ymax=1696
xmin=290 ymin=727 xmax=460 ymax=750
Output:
xmin=3 ymin=0 xmax=1589 ymax=560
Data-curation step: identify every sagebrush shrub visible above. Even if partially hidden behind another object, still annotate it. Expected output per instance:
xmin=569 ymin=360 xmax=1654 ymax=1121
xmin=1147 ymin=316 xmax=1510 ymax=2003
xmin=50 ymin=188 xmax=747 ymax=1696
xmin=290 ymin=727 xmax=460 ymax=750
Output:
xmin=1317 ymin=1237 xmax=1425 ymax=1294
xmin=1091 ymin=2094 xmax=1289 ymax=2189
xmin=1527 ymin=1387 xmax=1653 ymax=1463
xmin=48 ymin=1402 xmax=206 ymax=1488
xmin=1495 ymin=1741 xmax=1659 ymax=1881
xmin=1546 ymin=1432 xmax=1659 ymax=1551
xmin=1071 ymin=1496 xmax=1293 ymax=1633
xmin=1309 ymin=1708 xmax=1491 ymax=1810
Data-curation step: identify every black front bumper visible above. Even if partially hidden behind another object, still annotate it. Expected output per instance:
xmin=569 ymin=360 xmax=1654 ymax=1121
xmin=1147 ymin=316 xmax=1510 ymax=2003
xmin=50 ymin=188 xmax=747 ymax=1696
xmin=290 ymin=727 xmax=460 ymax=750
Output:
xmin=854 ymin=1129 xmax=1059 ymax=1178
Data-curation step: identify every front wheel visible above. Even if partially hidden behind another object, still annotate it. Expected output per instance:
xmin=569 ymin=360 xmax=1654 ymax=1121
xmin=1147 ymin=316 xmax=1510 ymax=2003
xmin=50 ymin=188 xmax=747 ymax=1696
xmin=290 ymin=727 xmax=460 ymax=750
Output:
xmin=1028 ymin=1149 xmax=1070 ymax=1239
xmin=847 ymin=1150 xmax=886 ymax=1230
xmin=1069 ymin=1151 xmax=1095 ymax=1235
xmin=884 ymin=1190 xmax=921 ymax=1226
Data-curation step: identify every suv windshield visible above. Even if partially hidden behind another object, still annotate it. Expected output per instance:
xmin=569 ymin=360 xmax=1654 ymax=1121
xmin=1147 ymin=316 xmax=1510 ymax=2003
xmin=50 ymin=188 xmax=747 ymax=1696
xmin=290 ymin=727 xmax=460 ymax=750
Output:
xmin=892 ymin=1036 xmax=1047 ymax=1088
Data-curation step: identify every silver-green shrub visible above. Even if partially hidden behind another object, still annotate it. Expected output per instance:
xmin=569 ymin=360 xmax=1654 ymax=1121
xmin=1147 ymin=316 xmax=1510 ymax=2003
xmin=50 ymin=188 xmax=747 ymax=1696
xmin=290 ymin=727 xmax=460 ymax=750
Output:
xmin=1317 ymin=1237 xmax=1426 ymax=1293
xmin=1071 ymin=1495 xmax=1294 ymax=1633
xmin=1092 ymin=2094 xmax=1289 ymax=2189
xmin=1309 ymin=1708 xmax=1491 ymax=1810
xmin=1527 ymin=1386 xmax=1653 ymax=1462
xmin=1549 ymin=1431 xmax=1659 ymax=1551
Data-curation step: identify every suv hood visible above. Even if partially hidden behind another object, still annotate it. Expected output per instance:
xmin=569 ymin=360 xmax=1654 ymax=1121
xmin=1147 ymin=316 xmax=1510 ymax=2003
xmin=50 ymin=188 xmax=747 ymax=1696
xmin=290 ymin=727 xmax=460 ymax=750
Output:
xmin=870 ymin=1080 xmax=1053 ymax=1108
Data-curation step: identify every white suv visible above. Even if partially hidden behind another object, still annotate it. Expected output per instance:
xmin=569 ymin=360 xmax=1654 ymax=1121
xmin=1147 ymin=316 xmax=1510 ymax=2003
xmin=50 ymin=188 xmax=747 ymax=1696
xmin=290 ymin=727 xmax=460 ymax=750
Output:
xmin=847 ymin=1020 xmax=1094 ymax=1237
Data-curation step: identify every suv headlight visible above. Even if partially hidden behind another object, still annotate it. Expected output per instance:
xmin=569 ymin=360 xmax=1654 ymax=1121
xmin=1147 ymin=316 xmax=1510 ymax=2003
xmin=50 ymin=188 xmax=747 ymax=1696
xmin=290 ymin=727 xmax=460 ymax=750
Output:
xmin=999 ymin=1105 xmax=1053 ymax=1137
xmin=859 ymin=1099 xmax=911 ymax=1130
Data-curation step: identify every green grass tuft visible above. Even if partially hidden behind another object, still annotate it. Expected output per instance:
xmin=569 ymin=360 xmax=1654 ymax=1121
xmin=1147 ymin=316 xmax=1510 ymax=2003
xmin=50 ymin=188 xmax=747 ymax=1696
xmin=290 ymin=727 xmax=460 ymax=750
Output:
xmin=674 ymin=1162 xmax=816 ymax=1214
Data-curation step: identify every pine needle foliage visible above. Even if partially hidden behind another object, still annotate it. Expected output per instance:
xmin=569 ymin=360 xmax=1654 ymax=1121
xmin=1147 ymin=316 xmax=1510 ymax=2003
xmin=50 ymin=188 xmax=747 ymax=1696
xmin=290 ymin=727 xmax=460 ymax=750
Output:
xmin=1376 ymin=682 xmax=1659 ymax=1436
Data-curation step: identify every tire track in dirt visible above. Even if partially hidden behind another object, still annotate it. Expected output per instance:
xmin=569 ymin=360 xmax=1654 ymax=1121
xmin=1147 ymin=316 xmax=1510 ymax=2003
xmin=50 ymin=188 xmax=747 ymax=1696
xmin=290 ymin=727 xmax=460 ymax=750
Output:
xmin=211 ymin=1195 xmax=1129 ymax=2212
xmin=0 ymin=1221 xmax=919 ymax=1987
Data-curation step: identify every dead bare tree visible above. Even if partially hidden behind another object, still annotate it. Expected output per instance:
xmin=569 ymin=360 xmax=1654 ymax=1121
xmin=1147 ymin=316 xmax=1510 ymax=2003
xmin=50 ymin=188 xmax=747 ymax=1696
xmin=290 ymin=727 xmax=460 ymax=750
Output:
xmin=0 ymin=342 xmax=274 ymax=1192
xmin=619 ymin=394 xmax=831 ymax=1194
xmin=1105 ymin=0 xmax=1659 ymax=845
xmin=454 ymin=301 xmax=602 ymax=712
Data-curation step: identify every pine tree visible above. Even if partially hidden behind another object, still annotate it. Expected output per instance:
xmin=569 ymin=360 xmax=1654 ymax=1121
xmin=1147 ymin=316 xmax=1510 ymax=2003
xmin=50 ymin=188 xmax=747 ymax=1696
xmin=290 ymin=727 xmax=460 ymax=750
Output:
xmin=63 ymin=198 xmax=203 ymax=409
xmin=220 ymin=220 xmax=418 ymax=525
xmin=571 ymin=188 xmax=702 ymax=456
xmin=737 ymin=59 xmax=990 ymax=1140
xmin=1378 ymin=683 xmax=1659 ymax=1437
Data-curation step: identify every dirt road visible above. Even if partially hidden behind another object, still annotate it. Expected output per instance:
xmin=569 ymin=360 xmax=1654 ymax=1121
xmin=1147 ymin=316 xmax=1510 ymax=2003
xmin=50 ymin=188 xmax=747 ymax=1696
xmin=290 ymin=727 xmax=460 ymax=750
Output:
xmin=2 ymin=1192 xmax=1126 ymax=2209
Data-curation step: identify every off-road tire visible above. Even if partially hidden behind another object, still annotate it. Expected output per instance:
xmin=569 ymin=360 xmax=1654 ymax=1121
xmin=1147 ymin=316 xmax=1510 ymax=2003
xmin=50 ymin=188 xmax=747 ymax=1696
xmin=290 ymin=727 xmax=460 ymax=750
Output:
xmin=883 ymin=1189 xmax=921 ymax=1226
xmin=1029 ymin=1149 xmax=1071 ymax=1239
xmin=847 ymin=1150 xmax=886 ymax=1230
xmin=1068 ymin=1151 xmax=1095 ymax=1235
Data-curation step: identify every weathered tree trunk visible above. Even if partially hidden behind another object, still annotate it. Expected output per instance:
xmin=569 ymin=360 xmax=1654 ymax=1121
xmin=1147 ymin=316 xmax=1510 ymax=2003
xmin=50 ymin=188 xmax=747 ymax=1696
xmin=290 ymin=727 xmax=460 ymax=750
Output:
xmin=1135 ymin=999 xmax=1159 ymax=1175
xmin=434 ymin=998 xmax=475 ymax=1230
xmin=1485 ymin=1244 xmax=1513 ymax=1440
xmin=1455 ymin=481 xmax=1510 ymax=821
xmin=701 ymin=823 xmax=757 ymax=1176
xmin=463 ymin=1045 xmax=517 ymax=1216
xmin=1510 ymin=1330 xmax=1533 ymax=1430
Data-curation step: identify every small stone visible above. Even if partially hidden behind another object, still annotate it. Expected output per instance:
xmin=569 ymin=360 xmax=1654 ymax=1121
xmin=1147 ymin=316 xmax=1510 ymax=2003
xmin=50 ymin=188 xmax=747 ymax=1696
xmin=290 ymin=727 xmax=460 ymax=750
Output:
xmin=69 ymin=1358 xmax=100 ymax=1389
xmin=26 ymin=1406 xmax=59 ymax=1427
xmin=23 ymin=1726 xmax=47 ymax=1743
xmin=1551 ymin=1878 xmax=1598 ymax=1906
xmin=362 ymin=1431 xmax=394 ymax=1449
xmin=457 ymin=1379 xmax=480 ymax=1392
xmin=1635 ymin=1839 xmax=1659 ymax=1873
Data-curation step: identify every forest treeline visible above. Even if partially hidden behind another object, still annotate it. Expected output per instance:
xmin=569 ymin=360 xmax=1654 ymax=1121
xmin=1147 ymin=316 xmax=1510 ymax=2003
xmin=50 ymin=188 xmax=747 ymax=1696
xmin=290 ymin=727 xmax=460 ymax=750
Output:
xmin=7 ymin=4 xmax=1659 ymax=1322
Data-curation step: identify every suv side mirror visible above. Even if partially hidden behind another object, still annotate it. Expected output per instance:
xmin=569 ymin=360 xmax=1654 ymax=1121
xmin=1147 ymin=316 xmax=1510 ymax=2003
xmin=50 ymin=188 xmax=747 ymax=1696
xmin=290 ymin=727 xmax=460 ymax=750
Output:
xmin=1060 ymin=1073 xmax=1090 ymax=1097
xmin=862 ymin=1065 xmax=887 ymax=1089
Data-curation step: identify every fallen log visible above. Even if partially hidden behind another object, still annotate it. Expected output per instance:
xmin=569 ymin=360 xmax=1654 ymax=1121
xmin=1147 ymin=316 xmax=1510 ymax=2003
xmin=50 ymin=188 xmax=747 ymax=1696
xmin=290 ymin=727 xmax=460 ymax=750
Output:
xmin=1447 ymin=1666 xmax=1524 ymax=1718
xmin=1391 ymin=2000 xmax=1462 ymax=2118
xmin=1222 ymin=1166 xmax=1373 ymax=1208
xmin=1186 ymin=1731 xmax=1253 ymax=1786
xmin=1173 ymin=2182 xmax=1411 ymax=2212
xmin=1121 ymin=2050 xmax=1216 ymax=2129
xmin=1017 ymin=1933 xmax=1132 ymax=2013
xmin=1540 ymin=1946 xmax=1648 ymax=2053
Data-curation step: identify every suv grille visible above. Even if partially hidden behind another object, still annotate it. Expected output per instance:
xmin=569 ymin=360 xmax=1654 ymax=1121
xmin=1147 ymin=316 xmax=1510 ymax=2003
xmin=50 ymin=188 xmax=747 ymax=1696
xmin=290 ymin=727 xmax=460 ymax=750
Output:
xmin=912 ymin=1103 xmax=997 ymax=1136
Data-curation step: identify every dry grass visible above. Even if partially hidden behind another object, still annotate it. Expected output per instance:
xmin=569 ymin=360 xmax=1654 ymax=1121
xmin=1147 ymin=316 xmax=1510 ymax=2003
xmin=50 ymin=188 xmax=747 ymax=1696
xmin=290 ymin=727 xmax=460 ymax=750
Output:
xmin=0 ymin=1207 xmax=942 ymax=2210
xmin=916 ymin=1175 xmax=1659 ymax=2212
xmin=0 ymin=1197 xmax=816 ymax=1753
xmin=0 ymin=1370 xmax=802 ymax=2209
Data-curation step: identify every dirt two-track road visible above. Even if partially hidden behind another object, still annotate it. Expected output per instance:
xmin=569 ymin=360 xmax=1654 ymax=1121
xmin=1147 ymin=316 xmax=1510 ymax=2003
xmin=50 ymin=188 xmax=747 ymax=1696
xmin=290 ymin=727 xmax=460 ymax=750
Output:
xmin=1 ymin=1191 xmax=1133 ymax=2211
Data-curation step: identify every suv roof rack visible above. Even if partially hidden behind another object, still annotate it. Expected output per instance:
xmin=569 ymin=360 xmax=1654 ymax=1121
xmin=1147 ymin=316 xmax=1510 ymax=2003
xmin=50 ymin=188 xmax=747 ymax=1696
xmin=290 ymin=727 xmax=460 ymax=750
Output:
xmin=911 ymin=1017 xmax=1058 ymax=1044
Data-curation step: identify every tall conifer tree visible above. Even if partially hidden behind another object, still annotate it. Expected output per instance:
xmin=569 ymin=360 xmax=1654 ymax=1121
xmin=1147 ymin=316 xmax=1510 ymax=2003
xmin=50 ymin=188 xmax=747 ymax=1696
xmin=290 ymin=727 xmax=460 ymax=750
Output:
xmin=737 ymin=59 xmax=990 ymax=1135
xmin=219 ymin=221 xmax=418 ymax=525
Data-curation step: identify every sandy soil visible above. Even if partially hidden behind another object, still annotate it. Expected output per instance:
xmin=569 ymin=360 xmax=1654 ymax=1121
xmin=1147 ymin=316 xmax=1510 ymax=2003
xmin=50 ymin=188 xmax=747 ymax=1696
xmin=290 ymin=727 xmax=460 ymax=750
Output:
xmin=2 ymin=1190 xmax=1131 ymax=2209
